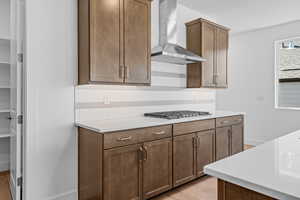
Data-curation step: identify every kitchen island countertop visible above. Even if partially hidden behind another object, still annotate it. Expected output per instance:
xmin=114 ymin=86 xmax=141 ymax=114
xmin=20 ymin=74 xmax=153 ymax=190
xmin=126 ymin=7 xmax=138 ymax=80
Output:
xmin=205 ymin=129 xmax=300 ymax=200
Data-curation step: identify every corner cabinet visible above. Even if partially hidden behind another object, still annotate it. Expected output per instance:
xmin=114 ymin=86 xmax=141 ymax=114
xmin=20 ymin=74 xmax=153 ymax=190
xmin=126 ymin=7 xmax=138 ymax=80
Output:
xmin=186 ymin=18 xmax=229 ymax=88
xmin=78 ymin=0 xmax=151 ymax=85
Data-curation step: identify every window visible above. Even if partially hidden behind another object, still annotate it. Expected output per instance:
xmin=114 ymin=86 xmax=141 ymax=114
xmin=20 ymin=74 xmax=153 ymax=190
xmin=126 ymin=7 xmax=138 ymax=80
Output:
xmin=275 ymin=37 xmax=300 ymax=109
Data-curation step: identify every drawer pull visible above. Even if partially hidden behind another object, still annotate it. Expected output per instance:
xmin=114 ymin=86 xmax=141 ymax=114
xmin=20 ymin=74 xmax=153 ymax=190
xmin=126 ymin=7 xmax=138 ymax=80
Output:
xmin=192 ymin=137 xmax=197 ymax=149
xmin=221 ymin=120 xmax=230 ymax=124
xmin=235 ymin=119 xmax=242 ymax=123
xmin=154 ymin=131 xmax=166 ymax=135
xmin=143 ymin=146 xmax=148 ymax=161
xmin=117 ymin=136 xmax=132 ymax=141
xmin=138 ymin=147 xmax=144 ymax=162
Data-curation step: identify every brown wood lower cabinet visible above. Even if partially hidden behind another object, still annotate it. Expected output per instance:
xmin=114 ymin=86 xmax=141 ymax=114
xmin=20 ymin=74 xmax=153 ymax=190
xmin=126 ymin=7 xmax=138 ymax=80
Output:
xmin=78 ymin=128 xmax=103 ymax=200
xmin=216 ymin=127 xmax=231 ymax=161
xmin=143 ymin=138 xmax=173 ymax=199
xmin=231 ymin=123 xmax=244 ymax=155
xmin=103 ymin=144 xmax=143 ymax=200
xmin=216 ymin=121 xmax=244 ymax=161
xmin=103 ymin=137 xmax=173 ymax=200
xmin=173 ymin=130 xmax=216 ymax=187
xmin=218 ymin=179 xmax=275 ymax=200
xmin=173 ymin=133 xmax=197 ymax=187
xmin=79 ymin=115 xmax=244 ymax=200
xmin=196 ymin=130 xmax=215 ymax=177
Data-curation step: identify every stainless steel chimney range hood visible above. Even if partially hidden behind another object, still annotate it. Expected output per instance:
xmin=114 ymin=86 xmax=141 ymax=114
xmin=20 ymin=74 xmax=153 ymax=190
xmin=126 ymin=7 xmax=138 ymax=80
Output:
xmin=151 ymin=0 xmax=206 ymax=65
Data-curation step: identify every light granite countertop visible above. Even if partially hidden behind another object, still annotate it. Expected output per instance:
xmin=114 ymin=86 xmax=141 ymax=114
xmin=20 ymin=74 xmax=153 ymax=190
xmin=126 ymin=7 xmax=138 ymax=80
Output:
xmin=75 ymin=111 xmax=244 ymax=133
xmin=205 ymin=129 xmax=300 ymax=200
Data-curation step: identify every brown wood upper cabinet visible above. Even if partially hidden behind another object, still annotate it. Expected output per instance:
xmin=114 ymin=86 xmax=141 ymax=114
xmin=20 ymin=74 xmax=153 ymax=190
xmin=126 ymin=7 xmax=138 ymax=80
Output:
xmin=186 ymin=18 xmax=229 ymax=88
xmin=78 ymin=0 xmax=151 ymax=85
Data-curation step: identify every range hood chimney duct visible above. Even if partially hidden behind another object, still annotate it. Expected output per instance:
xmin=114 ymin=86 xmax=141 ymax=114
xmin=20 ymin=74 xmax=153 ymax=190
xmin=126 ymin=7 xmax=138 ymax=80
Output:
xmin=151 ymin=0 xmax=206 ymax=65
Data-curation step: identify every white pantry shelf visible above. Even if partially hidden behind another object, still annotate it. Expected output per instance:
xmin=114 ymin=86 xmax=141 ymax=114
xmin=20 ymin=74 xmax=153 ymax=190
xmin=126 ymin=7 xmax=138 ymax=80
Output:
xmin=0 ymin=61 xmax=10 ymax=65
xmin=0 ymin=38 xmax=10 ymax=41
xmin=0 ymin=133 xmax=10 ymax=139
xmin=0 ymin=109 xmax=10 ymax=113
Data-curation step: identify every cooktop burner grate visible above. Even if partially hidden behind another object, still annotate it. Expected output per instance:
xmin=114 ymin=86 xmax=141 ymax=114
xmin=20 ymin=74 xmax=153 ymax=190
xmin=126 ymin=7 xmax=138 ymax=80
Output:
xmin=144 ymin=110 xmax=211 ymax=120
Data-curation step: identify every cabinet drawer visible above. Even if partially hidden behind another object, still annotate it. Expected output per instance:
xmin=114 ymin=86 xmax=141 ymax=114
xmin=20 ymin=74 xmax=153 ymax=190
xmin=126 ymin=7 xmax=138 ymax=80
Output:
xmin=104 ymin=125 xmax=172 ymax=149
xmin=216 ymin=115 xmax=243 ymax=128
xmin=173 ymin=119 xmax=215 ymax=136
xmin=141 ymin=125 xmax=172 ymax=142
xmin=104 ymin=129 xmax=144 ymax=149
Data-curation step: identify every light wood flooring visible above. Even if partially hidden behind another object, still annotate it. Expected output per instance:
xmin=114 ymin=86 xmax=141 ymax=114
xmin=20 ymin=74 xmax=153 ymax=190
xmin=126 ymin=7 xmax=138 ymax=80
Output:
xmin=152 ymin=176 xmax=217 ymax=200
xmin=0 ymin=172 xmax=11 ymax=200
xmin=0 ymin=145 xmax=254 ymax=200
xmin=152 ymin=144 xmax=254 ymax=200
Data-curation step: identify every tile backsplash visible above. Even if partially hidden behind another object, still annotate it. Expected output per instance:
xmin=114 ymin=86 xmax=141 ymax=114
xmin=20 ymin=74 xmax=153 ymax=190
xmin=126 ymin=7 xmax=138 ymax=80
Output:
xmin=75 ymin=62 xmax=216 ymax=122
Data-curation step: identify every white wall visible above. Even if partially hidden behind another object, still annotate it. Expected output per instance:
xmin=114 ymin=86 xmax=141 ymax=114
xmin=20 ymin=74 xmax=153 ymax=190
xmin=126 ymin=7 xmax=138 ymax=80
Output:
xmin=216 ymin=21 xmax=300 ymax=145
xmin=76 ymin=1 xmax=217 ymax=123
xmin=24 ymin=0 xmax=77 ymax=199
xmin=180 ymin=0 xmax=300 ymax=34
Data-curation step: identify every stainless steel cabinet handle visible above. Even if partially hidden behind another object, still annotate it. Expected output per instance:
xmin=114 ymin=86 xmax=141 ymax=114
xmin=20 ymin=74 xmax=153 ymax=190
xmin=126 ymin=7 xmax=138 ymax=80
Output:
xmin=154 ymin=131 xmax=166 ymax=135
xmin=117 ymin=136 xmax=132 ymax=141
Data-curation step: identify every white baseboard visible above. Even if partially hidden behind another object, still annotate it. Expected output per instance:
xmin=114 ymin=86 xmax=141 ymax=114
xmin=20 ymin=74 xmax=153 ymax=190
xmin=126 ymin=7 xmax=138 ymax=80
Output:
xmin=0 ymin=160 xmax=9 ymax=172
xmin=45 ymin=190 xmax=77 ymax=200
xmin=245 ymin=139 xmax=264 ymax=146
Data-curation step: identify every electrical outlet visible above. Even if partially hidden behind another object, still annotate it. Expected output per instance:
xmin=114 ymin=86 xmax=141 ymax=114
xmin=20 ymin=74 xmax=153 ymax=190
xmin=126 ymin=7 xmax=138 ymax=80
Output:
xmin=103 ymin=96 xmax=111 ymax=105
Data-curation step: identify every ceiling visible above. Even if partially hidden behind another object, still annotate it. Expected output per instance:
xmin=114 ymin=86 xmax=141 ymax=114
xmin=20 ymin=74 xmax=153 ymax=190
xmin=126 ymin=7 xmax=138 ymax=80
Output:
xmin=179 ymin=0 xmax=300 ymax=33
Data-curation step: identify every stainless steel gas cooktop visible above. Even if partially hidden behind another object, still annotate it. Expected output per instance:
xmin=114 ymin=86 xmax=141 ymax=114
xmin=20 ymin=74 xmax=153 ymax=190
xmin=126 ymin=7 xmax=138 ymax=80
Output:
xmin=144 ymin=110 xmax=211 ymax=120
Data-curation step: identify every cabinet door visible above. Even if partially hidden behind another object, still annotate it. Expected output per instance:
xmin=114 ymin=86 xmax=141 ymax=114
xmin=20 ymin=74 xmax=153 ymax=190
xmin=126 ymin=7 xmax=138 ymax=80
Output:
xmin=90 ymin=0 xmax=123 ymax=83
xmin=124 ymin=0 xmax=151 ymax=84
xmin=201 ymin=22 xmax=216 ymax=87
xmin=215 ymin=28 xmax=228 ymax=88
xmin=103 ymin=144 xmax=143 ymax=200
xmin=187 ymin=23 xmax=202 ymax=88
xmin=216 ymin=127 xmax=231 ymax=161
xmin=143 ymin=138 xmax=173 ymax=199
xmin=196 ymin=130 xmax=215 ymax=177
xmin=231 ymin=123 xmax=244 ymax=155
xmin=173 ymin=134 xmax=197 ymax=187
